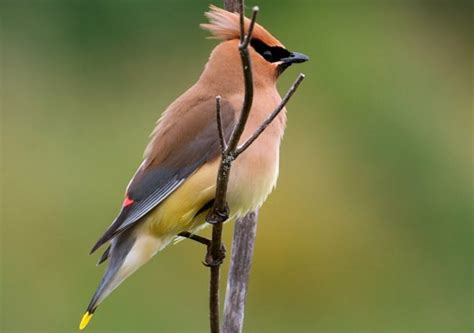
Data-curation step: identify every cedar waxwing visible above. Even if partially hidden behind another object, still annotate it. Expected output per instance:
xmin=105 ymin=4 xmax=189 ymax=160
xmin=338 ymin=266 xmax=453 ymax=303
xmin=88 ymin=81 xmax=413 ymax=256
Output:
xmin=80 ymin=5 xmax=308 ymax=330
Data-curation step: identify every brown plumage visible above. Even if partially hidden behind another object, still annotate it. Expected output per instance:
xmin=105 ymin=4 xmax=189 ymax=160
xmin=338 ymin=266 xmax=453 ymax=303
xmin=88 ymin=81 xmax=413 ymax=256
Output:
xmin=80 ymin=5 xmax=308 ymax=330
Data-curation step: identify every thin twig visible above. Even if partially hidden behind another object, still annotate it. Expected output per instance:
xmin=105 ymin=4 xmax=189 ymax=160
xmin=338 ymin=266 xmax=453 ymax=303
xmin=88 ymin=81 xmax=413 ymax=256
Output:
xmin=239 ymin=1 xmax=244 ymax=43
xmin=178 ymin=231 xmax=211 ymax=246
xmin=241 ymin=8 xmax=258 ymax=49
xmin=235 ymin=73 xmax=305 ymax=157
xmin=216 ymin=96 xmax=227 ymax=152
xmin=208 ymin=224 xmax=223 ymax=333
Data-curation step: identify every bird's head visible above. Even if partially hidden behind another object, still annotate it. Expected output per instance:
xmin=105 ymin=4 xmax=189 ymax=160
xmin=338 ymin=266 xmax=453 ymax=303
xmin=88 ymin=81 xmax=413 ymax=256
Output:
xmin=201 ymin=5 xmax=309 ymax=88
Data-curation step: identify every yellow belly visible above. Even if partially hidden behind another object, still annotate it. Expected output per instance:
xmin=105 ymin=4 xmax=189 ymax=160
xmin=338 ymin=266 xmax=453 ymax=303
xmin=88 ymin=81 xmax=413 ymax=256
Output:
xmin=141 ymin=136 xmax=280 ymax=244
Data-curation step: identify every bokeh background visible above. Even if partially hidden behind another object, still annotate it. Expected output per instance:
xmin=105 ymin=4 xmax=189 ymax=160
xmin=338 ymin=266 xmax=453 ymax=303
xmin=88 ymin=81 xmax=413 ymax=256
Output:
xmin=1 ymin=0 xmax=472 ymax=332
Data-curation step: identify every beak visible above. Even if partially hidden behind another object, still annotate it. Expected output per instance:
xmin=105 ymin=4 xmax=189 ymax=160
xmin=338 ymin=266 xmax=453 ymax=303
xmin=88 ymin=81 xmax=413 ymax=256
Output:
xmin=281 ymin=52 xmax=310 ymax=65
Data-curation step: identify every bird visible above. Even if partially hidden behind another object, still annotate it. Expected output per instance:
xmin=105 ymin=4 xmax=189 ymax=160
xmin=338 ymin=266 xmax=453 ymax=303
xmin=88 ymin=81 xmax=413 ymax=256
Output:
xmin=79 ymin=5 xmax=308 ymax=330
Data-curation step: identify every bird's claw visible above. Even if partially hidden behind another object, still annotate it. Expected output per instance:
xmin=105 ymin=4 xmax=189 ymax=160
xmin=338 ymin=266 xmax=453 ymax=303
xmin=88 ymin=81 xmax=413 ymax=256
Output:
xmin=203 ymin=244 xmax=226 ymax=267
xmin=206 ymin=202 xmax=230 ymax=224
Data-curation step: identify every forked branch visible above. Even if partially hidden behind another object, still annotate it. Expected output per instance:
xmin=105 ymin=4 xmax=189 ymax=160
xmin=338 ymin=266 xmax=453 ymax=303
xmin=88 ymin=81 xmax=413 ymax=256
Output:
xmin=204 ymin=7 xmax=260 ymax=333
xmin=183 ymin=2 xmax=306 ymax=333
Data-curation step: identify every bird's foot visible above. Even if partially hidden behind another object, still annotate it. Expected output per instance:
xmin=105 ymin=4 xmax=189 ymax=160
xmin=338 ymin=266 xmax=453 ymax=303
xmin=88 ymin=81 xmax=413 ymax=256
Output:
xmin=203 ymin=243 xmax=226 ymax=267
xmin=177 ymin=231 xmax=226 ymax=267
xmin=206 ymin=202 xmax=230 ymax=224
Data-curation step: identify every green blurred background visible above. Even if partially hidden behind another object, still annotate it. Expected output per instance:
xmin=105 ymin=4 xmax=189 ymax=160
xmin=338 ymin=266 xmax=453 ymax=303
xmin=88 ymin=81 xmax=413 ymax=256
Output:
xmin=1 ymin=0 xmax=472 ymax=332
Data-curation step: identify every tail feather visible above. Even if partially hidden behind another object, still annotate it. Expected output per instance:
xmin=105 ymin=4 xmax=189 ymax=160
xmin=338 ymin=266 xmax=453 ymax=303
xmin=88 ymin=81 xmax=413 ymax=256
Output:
xmin=89 ymin=208 xmax=130 ymax=255
xmin=80 ymin=230 xmax=136 ymax=330
xmin=96 ymin=245 xmax=111 ymax=266
xmin=80 ymin=225 xmax=161 ymax=330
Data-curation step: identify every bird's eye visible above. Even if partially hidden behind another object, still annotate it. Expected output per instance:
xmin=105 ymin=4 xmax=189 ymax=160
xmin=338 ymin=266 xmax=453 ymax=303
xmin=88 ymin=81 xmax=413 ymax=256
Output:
xmin=262 ymin=50 xmax=273 ymax=61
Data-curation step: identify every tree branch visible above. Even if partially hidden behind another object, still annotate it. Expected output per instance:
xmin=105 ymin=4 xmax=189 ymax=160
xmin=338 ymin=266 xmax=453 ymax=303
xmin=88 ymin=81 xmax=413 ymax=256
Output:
xmin=224 ymin=0 xmax=241 ymax=13
xmin=222 ymin=211 xmax=258 ymax=333
xmin=178 ymin=2 xmax=306 ymax=333
xmin=204 ymin=4 xmax=259 ymax=333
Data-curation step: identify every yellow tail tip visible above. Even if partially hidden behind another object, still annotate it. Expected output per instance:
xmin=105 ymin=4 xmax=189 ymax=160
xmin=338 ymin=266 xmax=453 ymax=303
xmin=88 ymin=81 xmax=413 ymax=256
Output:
xmin=79 ymin=311 xmax=93 ymax=330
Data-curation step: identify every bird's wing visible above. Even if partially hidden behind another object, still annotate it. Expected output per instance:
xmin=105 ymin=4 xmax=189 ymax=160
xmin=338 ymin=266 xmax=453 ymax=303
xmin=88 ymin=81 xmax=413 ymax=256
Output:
xmin=90 ymin=97 xmax=236 ymax=254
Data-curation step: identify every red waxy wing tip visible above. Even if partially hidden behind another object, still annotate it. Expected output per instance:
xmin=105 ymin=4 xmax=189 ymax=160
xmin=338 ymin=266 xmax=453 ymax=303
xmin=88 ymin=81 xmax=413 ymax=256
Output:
xmin=123 ymin=195 xmax=134 ymax=207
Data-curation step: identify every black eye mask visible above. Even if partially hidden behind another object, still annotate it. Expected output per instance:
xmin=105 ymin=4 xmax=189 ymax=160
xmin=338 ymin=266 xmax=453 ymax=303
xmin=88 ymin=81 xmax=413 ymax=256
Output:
xmin=250 ymin=39 xmax=291 ymax=63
